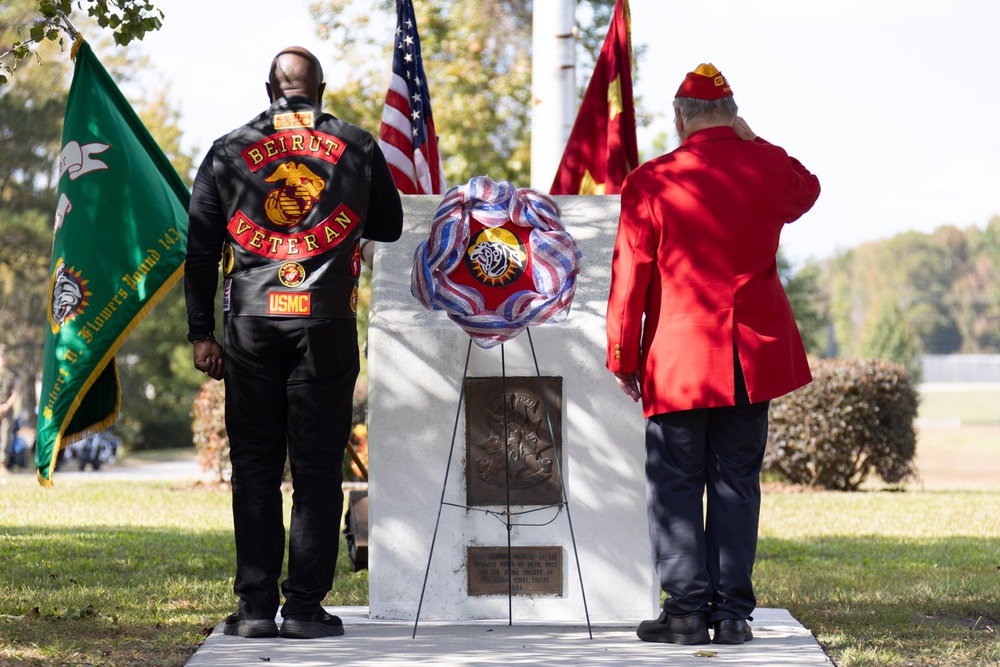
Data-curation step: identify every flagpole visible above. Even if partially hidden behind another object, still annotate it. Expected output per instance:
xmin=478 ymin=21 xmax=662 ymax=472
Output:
xmin=57 ymin=12 xmax=80 ymax=40
xmin=529 ymin=0 xmax=576 ymax=190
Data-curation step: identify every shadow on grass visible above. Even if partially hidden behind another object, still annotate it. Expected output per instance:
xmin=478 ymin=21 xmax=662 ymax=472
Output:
xmin=757 ymin=535 xmax=1000 ymax=666
xmin=0 ymin=524 xmax=367 ymax=667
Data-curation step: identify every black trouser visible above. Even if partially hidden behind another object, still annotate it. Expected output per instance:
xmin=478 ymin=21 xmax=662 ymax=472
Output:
xmin=223 ymin=316 xmax=358 ymax=619
xmin=644 ymin=351 xmax=769 ymax=623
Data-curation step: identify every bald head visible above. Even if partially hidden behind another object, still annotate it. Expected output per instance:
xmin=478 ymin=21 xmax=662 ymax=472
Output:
xmin=266 ymin=46 xmax=325 ymax=104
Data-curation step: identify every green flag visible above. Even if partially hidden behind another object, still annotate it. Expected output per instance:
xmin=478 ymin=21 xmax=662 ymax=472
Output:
xmin=36 ymin=40 xmax=190 ymax=486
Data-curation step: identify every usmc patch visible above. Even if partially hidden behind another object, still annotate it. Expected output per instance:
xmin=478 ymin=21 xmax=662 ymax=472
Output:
xmin=350 ymin=286 xmax=359 ymax=313
xmin=267 ymin=291 xmax=311 ymax=315
xmin=278 ymin=261 xmax=306 ymax=287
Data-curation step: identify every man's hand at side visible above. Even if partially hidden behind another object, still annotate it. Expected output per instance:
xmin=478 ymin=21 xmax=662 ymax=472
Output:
xmin=193 ymin=337 xmax=226 ymax=380
xmin=614 ymin=372 xmax=641 ymax=403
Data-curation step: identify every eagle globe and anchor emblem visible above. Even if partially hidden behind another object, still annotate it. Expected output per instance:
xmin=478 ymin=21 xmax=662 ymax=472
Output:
xmin=263 ymin=161 xmax=326 ymax=227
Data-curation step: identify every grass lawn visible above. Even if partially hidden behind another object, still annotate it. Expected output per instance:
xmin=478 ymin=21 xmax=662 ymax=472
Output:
xmin=758 ymin=490 xmax=999 ymax=666
xmin=1 ymin=387 xmax=997 ymax=666
xmin=0 ymin=478 xmax=368 ymax=666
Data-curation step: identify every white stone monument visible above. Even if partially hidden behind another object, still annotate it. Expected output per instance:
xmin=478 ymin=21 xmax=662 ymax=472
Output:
xmin=366 ymin=194 xmax=657 ymax=622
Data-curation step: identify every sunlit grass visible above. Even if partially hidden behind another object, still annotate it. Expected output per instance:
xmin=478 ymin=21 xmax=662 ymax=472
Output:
xmin=1 ymin=461 xmax=997 ymax=666
xmin=758 ymin=489 xmax=1000 ymax=667
xmin=0 ymin=478 xmax=366 ymax=666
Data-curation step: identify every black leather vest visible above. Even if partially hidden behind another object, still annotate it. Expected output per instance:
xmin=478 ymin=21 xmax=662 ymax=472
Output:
xmin=212 ymin=98 xmax=372 ymax=319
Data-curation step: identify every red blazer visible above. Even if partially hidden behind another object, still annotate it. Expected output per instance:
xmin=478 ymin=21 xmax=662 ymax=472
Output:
xmin=606 ymin=126 xmax=820 ymax=417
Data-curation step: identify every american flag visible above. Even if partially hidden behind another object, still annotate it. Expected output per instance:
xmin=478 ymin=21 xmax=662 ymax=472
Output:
xmin=379 ymin=0 xmax=444 ymax=195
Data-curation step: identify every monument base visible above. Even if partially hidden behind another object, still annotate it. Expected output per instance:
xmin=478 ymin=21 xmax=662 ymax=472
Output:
xmin=366 ymin=195 xmax=657 ymax=622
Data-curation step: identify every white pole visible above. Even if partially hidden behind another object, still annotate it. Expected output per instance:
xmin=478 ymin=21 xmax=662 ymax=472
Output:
xmin=530 ymin=0 xmax=576 ymax=191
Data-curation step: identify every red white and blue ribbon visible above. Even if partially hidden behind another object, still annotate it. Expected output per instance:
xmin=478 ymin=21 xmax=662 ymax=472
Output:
xmin=411 ymin=176 xmax=583 ymax=348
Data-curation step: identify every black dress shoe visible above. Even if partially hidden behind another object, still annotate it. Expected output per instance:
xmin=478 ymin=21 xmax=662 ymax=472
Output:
xmin=636 ymin=610 xmax=710 ymax=644
xmin=279 ymin=611 xmax=345 ymax=639
xmin=712 ymin=618 xmax=753 ymax=644
xmin=222 ymin=611 xmax=279 ymax=638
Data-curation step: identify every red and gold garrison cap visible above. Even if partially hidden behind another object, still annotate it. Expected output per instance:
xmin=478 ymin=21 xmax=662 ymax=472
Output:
xmin=675 ymin=63 xmax=733 ymax=100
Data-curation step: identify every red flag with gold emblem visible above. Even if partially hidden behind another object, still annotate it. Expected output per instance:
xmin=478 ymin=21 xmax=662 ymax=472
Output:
xmin=549 ymin=0 xmax=638 ymax=195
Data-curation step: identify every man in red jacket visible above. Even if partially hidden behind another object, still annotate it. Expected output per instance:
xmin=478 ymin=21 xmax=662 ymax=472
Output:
xmin=606 ymin=64 xmax=820 ymax=645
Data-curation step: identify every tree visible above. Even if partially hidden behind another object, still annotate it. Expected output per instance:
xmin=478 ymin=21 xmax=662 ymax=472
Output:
xmin=826 ymin=220 xmax=1000 ymax=361
xmin=1 ymin=2 xmax=74 ymax=414
xmin=0 ymin=4 xmax=70 ymax=209
xmin=950 ymin=217 xmax=1000 ymax=352
xmin=778 ymin=251 xmax=830 ymax=357
xmin=0 ymin=0 xmax=163 ymax=84
xmin=310 ymin=0 xmax=637 ymax=186
xmin=860 ymin=300 xmax=923 ymax=382
xmin=1 ymin=1 xmax=198 ymax=449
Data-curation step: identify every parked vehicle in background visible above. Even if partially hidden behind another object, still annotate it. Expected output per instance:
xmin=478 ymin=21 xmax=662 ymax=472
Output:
xmin=59 ymin=430 xmax=120 ymax=471
xmin=3 ymin=415 xmax=31 ymax=471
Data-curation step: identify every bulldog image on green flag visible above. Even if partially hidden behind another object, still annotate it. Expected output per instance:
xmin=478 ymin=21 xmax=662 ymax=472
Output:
xmin=36 ymin=39 xmax=189 ymax=486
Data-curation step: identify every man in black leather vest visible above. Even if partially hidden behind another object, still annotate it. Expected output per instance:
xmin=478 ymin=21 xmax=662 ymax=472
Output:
xmin=185 ymin=46 xmax=402 ymax=639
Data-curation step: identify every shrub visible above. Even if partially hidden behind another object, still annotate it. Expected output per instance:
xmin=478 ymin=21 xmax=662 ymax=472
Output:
xmin=192 ymin=380 xmax=230 ymax=483
xmin=344 ymin=423 xmax=368 ymax=482
xmin=192 ymin=379 xmax=369 ymax=484
xmin=764 ymin=358 xmax=918 ymax=491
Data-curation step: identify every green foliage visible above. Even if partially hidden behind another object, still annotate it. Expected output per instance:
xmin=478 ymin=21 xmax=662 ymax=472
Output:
xmin=860 ymin=300 xmax=923 ymax=381
xmin=827 ymin=220 xmax=1000 ymax=357
xmin=1 ymin=2 xmax=71 ymax=207
xmin=0 ymin=476 xmax=369 ymax=666
xmin=115 ymin=286 xmax=205 ymax=451
xmin=778 ymin=251 xmax=830 ymax=357
xmin=0 ymin=211 xmax=52 ymax=409
xmin=1 ymin=0 xmax=163 ymax=84
xmin=191 ymin=378 xmax=229 ymax=483
xmin=765 ymin=358 xmax=918 ymax=491
xmin=313 ymin=0 xmax=532 ymax=184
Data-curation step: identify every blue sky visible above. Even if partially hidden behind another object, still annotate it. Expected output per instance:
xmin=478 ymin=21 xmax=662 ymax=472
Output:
xmin=134 ymin=0 xmax=1000 ymax=264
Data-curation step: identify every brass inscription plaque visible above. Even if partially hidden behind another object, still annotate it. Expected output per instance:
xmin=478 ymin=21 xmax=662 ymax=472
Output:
xmin=467 ymin=546 xmax=563 ymax=596
xmin=465 ymin=376 xmax=563 ymax=506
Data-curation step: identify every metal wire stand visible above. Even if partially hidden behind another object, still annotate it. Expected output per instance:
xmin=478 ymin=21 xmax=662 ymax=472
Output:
xmin=412 ymin=329 xmax=592 ymax=639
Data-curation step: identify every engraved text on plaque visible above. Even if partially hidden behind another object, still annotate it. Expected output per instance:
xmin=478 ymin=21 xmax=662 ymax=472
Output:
xmin=467 ymin=546 xmax=563 ymax=596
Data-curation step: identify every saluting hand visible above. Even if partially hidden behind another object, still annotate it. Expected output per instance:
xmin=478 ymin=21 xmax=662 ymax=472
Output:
xmin=732 ymin=116 xmax=757 ymax=141
xmin=193 ymin=337 xmax=226 ymax=380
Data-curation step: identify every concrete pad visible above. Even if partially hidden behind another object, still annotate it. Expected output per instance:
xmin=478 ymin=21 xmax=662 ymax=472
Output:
xmin=186 ymin=606 xmax=834 ymax=666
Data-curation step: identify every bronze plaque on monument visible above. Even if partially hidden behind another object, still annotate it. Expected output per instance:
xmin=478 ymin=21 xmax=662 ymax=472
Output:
xmin=465 ymin=377 xmax=563 ymax=506
xmin=467 ymin=546 xmax=563 ymax=596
